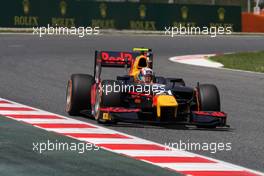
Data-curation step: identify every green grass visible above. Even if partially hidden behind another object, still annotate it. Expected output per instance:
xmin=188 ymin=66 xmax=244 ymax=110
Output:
xmin=209 ymin=51 xmax=264 ymax=73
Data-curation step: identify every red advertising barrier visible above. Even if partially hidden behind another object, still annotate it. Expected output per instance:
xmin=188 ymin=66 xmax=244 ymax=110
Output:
xmin=242 ymin=12 xmax=264 ymax=32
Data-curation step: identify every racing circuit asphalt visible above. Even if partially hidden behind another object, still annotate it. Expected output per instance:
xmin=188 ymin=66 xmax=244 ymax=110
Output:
xmin=0 ymin=34 xmax=264 ymax=175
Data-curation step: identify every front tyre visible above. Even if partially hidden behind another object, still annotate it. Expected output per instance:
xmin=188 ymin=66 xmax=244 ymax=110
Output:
xmin=196 ymin=84 xmax=221 ymax=128
xmin=198 ymin=84 xmax=220 ymax=111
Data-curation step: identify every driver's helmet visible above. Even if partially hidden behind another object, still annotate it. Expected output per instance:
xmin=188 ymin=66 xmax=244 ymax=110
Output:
xmin=137 ymin=67 xmax=154 ymax=83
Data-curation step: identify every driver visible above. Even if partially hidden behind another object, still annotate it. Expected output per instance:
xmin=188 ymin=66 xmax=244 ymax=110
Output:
xmin=136 ymin=67 xmax=154 ymax=84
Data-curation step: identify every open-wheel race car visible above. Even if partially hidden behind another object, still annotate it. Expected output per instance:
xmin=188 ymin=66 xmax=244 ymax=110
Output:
xmin=66 ymin=48 xmax=228 ymax=128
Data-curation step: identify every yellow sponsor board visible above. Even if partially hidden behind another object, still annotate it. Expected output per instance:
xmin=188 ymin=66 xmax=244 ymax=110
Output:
xmin=51 ymin=18 xmax=75 ymax=27
xmin=13 ymin=0 xmax=39 ymax=26
xmin=172 ymin=22 xmax=197 ymax=28
xmin=91 ymin=19 xmax=115 ymax=29
xmin=51 ymin=1 xmax=75 ymax=28
xmin=14 ymin=16 xmax=38 ymax=26
xmin=129 ymin=20 xmax=156 ymax=30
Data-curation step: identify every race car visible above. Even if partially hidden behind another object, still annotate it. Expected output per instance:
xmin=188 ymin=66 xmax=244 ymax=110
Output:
xmin=66 ymin=48 xmax=228 ymax=128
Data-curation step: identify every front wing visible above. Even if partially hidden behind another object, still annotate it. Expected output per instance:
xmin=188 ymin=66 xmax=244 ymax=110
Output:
xmin=91 ymin=107 xmax=228 ymax=128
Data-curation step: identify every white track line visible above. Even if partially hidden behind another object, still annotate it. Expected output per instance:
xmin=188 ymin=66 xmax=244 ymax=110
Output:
xmin=77 ymin=138 xmax=154 ymax=145
xmin=0 ymin=111 xmax=53 ymax=115
xmin=0 ymin=104 xmax=24 ymax=107
xmin=157 ymin=163 xmax=243 ymax=171
xmin=114 ymin=150 xmax=195 ymax=157
xmin=46 ymin=128 xmax=117 ymax=134
xmin=169 ymin=54 xmax=264 ymax=75
xmin=169 ymin=54 xmax=223 ymax=68
xmin=7 ymin=118 xmax=82 ymax=124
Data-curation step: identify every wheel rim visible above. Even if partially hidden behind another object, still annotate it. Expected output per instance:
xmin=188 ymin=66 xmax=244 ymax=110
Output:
xmin=94 ymin=86 xmax=101 ymax=120
xmin=66 ymin=80 xmax=72 ymax=112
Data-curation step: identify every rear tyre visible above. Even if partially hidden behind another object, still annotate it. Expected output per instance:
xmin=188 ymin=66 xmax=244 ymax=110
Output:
xmin=66 ymin=74 xmax=94 ymax=116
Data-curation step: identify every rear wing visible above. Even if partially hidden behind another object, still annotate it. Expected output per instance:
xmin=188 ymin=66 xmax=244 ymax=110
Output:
xmin=94 ymin=49 xmax=153 ymax=83
xmin=95 ymin=51 xmax=138 ymax=68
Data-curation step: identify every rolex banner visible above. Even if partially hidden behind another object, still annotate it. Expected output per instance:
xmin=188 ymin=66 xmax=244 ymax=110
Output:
xmin=0 ymin=0 xmax=241 ymax=32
